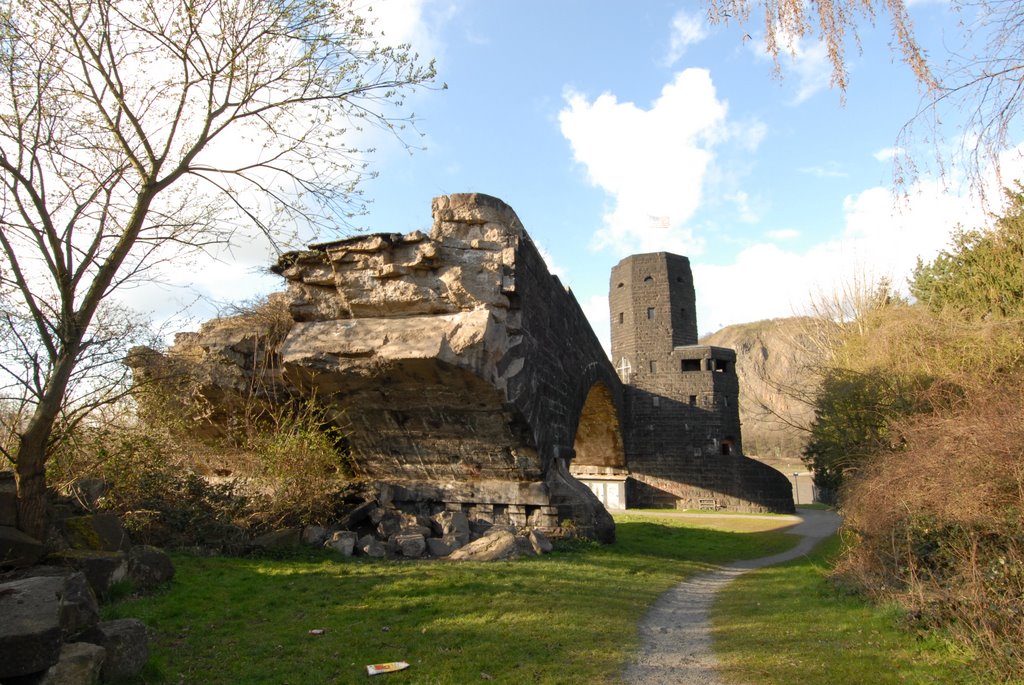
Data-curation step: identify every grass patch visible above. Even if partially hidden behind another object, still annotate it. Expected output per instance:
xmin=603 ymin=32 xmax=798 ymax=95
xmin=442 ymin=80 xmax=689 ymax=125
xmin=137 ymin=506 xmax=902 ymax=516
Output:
xmin=712 ymin=535 xmax=991 ymax=685
xmin=104 ymin=515 xmax=796 ymax=684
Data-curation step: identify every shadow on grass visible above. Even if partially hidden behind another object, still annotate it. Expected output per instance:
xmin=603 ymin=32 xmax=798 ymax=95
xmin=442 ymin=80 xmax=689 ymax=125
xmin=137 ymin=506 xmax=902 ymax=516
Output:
xmin=105 ymin=521 xmax=798 ymax=684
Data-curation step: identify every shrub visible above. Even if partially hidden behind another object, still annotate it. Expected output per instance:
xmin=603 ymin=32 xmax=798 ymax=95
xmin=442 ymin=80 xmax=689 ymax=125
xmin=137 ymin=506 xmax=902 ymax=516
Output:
xmin=836 ymin=379 xmax=1024 ymax=678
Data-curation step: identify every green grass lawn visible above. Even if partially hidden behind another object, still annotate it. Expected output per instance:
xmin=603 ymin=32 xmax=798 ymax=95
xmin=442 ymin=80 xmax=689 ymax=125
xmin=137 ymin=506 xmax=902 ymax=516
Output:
xmin=104 ymin=515 xmax=796 ymax=684
xmin=712 ymin=535 xmax=996 ymax=685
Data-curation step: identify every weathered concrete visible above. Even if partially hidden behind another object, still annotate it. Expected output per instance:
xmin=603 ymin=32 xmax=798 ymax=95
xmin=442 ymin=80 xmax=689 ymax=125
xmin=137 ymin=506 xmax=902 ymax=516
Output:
xmin=269 ymin=193 xmax=619 ymax=541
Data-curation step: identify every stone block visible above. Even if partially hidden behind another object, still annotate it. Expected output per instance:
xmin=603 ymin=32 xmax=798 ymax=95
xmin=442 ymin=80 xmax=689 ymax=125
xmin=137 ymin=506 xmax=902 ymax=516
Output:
xmin=301 ymin=525 xmax=328 ymax=546
xmin=447 ymin=529 xmax=518 ymax=562
xmin=425 ymin=538 xmax=453 ymax=557
xmin=45 ymin=550 xmax=127 ymax=598
xmin=0 ymin=576 xmax=64 ymax=678
xmin=0 ymin=525 xmax=44 ymax=568
xmin=127 ymin=545 xmax=175 ymax=590
xmin=397 ymin=524 xmax=432 ymax=538
xmin=80 ymin=618 xmax=149 ymax=682
xmin=394 ymin=533 xmax=426 ymax=558
xmin=361 ymin=539 xmax=386 ymax=558
xmin=529 ymin=528 xmax=553 ymax=554
xmin=432 ymin=511 xmax=470 ymax=546
xmin=36 ymin=641 xmax=106 ymax=685
xmin=324 ymin=530 xmax=358 ymax=556
xmin=61 ymin=513 xmax=131 ymax=552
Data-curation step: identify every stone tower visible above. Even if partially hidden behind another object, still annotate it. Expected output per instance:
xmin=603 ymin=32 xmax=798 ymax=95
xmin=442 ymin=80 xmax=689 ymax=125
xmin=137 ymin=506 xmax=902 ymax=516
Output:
xmin=610 ymin=252 xmax=752 ymax=508
xmin=609 ymin=252 xmax=698 ymax=384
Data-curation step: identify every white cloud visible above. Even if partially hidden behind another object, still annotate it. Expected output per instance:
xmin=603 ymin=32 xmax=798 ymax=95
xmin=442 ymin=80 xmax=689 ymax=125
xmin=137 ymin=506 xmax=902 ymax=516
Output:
xmin=873 ymin=146 xmax=905 ymax=161
xmin=559 ymin=68 xmax=744 ymax=257
xmin=727 ymin=191 xmax=760 ymax=223
xmin=664 ymin=10 xmax=709 ymax=65
xmin=366 ymin=0 xmax=452 ymax=58
xmin=690 ymin=156 xmax=1024 ymax=334
xmin=799 ymin=162 xmax=847 ymax=178
xmin=766 ymin=228 xmax=800 ymax=240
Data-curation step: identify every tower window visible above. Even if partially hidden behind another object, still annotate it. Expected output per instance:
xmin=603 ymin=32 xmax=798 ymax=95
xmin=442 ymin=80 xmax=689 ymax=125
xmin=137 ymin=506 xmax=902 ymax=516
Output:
xmin=681 ymin=359 xmax=701 ymax=372
xmin=618 ymin=312 xmax=624 ymax=324
xmin=652 ymin=396 xmax=660 ymax=407
xmin=649 ymin=360 xmax=657 ymax=373
xmin=688 ymin=395 xmax=697 ymax=406
xmin=617 ymin=282 xmax=624 ymax=288
xmin=646 ymin=307 xmax=655 ymax=320
xmin=643 ymin=276 xmax=653 ymax=283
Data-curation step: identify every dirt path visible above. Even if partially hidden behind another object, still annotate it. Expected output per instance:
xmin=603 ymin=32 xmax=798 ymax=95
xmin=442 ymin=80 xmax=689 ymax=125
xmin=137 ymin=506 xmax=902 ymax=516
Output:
xmin=622 ymin=509 xmax=841 ymax=685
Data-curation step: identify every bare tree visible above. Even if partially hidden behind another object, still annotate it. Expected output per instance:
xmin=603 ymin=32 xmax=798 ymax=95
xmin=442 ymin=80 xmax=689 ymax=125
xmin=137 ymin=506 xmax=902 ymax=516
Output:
xmin=705 ymin=1 xmax=1024 ymax=189
xmin=0 ymin=0 xmax=436 ymax=538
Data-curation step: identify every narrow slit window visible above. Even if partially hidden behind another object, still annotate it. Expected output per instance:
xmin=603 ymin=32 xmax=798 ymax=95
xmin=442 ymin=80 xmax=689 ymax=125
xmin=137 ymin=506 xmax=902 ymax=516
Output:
xmin=649 ymin=360 xmax=657 ymax=373
xmin=618 ymin=312 xmax=624 ymax=324
xmin=646 ymin=307 xmax=655 ymax=320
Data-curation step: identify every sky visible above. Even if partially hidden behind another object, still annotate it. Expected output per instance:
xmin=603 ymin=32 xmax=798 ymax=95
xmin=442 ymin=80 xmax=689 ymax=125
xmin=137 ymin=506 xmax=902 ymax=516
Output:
xmin=126 ymin=0 xmax=1024 ymax=352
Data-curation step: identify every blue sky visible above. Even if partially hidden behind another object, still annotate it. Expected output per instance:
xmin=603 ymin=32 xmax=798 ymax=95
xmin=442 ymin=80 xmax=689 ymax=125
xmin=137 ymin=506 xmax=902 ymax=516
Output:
xmin=130 ymin=0 xmax=1024 ymax=350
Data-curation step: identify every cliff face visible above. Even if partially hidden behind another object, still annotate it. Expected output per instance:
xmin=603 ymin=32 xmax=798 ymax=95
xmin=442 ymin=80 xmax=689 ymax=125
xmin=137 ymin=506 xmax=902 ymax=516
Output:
xmin=700 ymin=318 xmax=820 ymax=461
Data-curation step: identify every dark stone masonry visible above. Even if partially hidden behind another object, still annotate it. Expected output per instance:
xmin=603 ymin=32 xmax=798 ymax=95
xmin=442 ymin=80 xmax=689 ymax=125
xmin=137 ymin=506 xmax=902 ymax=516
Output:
xmin=137 ymin=193 xmax=793 ymax=543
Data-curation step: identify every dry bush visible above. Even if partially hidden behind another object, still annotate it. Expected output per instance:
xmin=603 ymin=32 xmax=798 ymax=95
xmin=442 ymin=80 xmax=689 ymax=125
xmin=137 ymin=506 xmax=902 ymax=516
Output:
xmin=837 ymin=377 xmax=1024 ymax=677
xmin=47 ymin=295 xmax=355 ymax=543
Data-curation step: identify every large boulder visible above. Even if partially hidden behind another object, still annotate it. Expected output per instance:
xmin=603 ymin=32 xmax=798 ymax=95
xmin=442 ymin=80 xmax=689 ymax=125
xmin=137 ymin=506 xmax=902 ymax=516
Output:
xmin=447 ymin=529 xmax=519 ymax=562
xmin=35 ymin=641 xmax=106 ymax=685
xmin=393 ymin=533 xmax=426 ymax=558
xmin=301 ymin=525 xmax=329 ymax=546
xmin=45 ymin=549 xmax=128 ymax=598
xmin=80 ymin=618 xmax=149 ymax=682
xmin=0 ymin=576 xmax=65 ymax=678
xmin=323 ymin=531 xmax=357 ymax=556
xmin=61 ymin=513 xmax=131 ymax=552
xmin=126 ymin=545 xmax=175 ymax=590
xmin=0 ymin=525 xmax=44 ymax=568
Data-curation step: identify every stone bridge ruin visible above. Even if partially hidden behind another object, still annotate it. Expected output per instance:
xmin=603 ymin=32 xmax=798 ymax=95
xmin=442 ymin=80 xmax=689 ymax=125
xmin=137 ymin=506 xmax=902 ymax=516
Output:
xmin=137 ymin=193 xmax=792 ymax=543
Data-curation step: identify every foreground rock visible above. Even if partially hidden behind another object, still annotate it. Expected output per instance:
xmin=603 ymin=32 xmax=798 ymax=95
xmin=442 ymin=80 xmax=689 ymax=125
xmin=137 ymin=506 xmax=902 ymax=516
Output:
xmin=36 ymin=642 xmax=106 ymax=685
xmin=81 ymin=619 xmax=149 ymax=682
xmin=447 ymin=529 xmax=521 ymax=562
xmin=0 ymin=576 xmax=66 ymax=678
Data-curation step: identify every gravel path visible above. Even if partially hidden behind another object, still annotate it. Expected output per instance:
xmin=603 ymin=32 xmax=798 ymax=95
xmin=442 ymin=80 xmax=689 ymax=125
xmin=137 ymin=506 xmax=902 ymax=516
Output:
xmin=622 ymin=509 xmax=841 ymax=685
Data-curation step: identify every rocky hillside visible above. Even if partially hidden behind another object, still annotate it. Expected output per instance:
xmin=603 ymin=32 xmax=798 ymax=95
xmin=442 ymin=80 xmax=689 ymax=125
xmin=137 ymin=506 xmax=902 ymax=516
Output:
xmin=701 ymin=317 xmax=821 ymax=461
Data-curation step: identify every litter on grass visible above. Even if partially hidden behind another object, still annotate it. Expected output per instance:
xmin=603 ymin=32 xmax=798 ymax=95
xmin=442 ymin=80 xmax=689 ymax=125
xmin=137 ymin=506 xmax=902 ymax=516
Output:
xmin=367 ymin=661 xmax=410 ymax=676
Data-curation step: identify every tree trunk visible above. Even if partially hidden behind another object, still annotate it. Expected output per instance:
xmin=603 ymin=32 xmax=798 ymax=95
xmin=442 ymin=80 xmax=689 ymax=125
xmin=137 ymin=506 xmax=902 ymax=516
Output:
xmin=14 ymin=435 xmax=48 ymax=540
xmin=14 ymin=350 xmax=81 ymax=540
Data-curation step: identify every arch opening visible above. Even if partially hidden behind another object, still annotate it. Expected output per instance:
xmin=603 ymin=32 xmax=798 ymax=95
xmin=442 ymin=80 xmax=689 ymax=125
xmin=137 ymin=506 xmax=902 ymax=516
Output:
xmin=569 ymin=381 xmax=627 ymax=509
